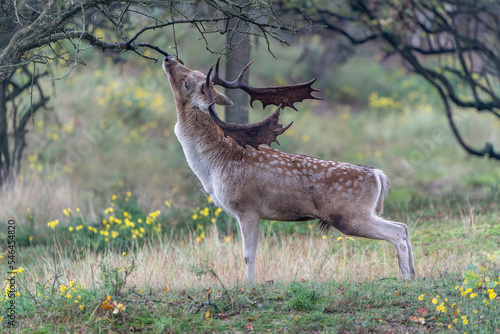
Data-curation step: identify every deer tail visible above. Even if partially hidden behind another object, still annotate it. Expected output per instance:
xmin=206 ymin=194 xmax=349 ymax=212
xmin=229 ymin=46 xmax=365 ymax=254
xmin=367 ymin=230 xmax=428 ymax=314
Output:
xmin=375 ymin=169 xmax=389 ymax=216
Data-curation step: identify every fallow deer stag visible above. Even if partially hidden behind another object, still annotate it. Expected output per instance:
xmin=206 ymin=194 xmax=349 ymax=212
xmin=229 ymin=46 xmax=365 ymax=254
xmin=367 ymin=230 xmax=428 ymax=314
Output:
xmin=163 ymin=56 xmax=416 ymax=282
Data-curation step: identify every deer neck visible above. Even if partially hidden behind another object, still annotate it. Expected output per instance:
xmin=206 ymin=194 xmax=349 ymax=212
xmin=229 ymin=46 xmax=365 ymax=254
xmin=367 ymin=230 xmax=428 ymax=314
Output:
xmin=174 ymin=104 xmax=235 ymax=190
xmin=175 ymin=104 xmax=226 ymax=147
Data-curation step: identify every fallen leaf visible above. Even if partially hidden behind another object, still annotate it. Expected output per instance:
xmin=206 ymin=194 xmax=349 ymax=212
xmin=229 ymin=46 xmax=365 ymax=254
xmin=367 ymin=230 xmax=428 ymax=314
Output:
xmin=417 ymin=307 xmax=428 ymax=317
xmin=409 ymin=315 xmax=426 ymax=324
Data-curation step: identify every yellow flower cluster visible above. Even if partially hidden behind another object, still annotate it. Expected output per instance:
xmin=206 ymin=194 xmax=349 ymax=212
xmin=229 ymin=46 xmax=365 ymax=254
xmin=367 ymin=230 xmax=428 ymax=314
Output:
xmin=53 ymin=279 xmax=85 ymax=310
xmin=47 ymin=219 xmax=59 ymax=229
xmin=1 ymin=267 xmax=24 ymax=301
xmin=322 ymin=235 xmax=355 ymax=241
xmin=49 ymin=193 xmax=165 ymax=244
xmin=436 ymin=301 xmax=447 ymax=313
xmin=420 ymin=265 xmax=499 ymax=331
xmin=96 ymin=77 xmax=165 ymax=115
xmin=487 ymin=288 xmax=497 ymax=300
xmin=368 ymin=91 xmax=403 ymax=111
xmin=191 ymin=205 xmax=222 ymax=224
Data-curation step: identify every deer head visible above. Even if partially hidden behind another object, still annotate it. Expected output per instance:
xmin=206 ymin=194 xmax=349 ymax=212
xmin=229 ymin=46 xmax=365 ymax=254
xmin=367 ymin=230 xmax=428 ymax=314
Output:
xmin=163 ymin=56 xmax=322 ymax=150
xmin=163 ymin=56 xmax=232 ymax=110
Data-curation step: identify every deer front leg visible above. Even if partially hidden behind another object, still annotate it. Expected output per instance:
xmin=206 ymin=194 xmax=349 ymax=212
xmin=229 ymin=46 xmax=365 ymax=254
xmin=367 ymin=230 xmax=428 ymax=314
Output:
xmin=236 ymin=214 xmax=260 ymax=283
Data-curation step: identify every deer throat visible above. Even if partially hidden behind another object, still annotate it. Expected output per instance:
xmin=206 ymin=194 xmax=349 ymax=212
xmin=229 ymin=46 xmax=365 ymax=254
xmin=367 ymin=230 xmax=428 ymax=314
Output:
xmin=174 ymin=117 xmax=232 ymax=195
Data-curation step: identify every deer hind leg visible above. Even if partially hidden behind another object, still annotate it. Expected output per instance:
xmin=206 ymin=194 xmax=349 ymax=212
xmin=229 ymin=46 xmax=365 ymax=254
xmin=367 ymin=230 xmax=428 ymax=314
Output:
xmin=390 ymin=221 xmax=416 ymax=278
xmin=236 ymin=214 xmax=260 ymax=284
xmin=324 ymin=214 xmax=414 ymax=280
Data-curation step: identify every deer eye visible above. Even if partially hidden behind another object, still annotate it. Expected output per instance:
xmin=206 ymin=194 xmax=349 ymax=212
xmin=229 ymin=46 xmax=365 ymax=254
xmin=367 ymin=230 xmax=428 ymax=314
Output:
xmin=184 ymin=81 xmax=190 ymax=90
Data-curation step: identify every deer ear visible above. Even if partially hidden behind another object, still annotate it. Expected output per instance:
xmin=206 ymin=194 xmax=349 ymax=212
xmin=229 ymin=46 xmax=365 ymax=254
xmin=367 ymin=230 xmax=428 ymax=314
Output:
xmin=213 ymin=90 xmax=233 ymax=106
xmin=202 ymin=82 xmax=233 ymax=106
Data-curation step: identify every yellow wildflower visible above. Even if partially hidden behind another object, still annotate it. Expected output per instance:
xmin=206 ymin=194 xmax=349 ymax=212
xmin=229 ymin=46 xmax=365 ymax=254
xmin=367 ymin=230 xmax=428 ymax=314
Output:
xmin=436 ymin=302 xmax=446 ymax=313
xmin=461 ymin=288 xmax=472 ymax=296
xmin=47 ymin=220 xmax=59 ymax=229
xmin=200 ymin=207 xmax=210 ymax=217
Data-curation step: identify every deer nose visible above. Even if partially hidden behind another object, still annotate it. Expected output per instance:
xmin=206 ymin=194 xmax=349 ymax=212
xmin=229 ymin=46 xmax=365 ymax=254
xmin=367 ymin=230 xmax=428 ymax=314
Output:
xmin=164 ymin=56 xmax=176 ymax=65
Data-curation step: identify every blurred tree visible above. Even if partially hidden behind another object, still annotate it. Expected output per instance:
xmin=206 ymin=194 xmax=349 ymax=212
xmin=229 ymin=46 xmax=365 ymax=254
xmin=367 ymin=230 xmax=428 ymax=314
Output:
xmin=282 ymin=0 xmax=500 ymax=160
xmin=225 ymin=4 xmax=251 ymax=124
xmin=0 ymin=0 xmax=295 ymax=188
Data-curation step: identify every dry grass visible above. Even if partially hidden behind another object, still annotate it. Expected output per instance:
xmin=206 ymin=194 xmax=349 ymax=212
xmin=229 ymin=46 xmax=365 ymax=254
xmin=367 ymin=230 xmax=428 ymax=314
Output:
xmin=0 ymin=174 xmax=78 ymax=224
xmin=18 ymin=221 xmax=486 ymax=293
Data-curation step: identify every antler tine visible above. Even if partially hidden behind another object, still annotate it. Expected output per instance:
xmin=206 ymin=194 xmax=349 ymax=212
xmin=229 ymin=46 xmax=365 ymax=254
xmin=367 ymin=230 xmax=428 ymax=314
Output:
xmin=205 ymin=64 xmax=216 ymax=105
xmin=212 ymin=56 xmax=253 ymax=89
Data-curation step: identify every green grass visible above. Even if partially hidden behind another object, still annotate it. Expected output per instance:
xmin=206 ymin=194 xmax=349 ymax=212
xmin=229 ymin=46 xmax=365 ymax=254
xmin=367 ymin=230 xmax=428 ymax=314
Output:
xmin=4 ymin=263 xmax=499 ymax=333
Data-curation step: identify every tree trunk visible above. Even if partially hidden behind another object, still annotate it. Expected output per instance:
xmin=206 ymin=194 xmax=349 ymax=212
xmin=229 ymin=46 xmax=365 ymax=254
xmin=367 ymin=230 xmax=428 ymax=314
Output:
xmin=225 ymin=17 xmax=251 ymax=124
xmin=0 ymin=79 xmax=10 ymax=188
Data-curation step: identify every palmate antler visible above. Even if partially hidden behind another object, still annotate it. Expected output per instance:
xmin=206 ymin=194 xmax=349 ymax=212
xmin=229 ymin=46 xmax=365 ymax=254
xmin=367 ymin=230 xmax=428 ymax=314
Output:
xmin=206 ymin=57 xmax=322 ymax=149
xmin=212 ymin=57 xmax=321 ymax=111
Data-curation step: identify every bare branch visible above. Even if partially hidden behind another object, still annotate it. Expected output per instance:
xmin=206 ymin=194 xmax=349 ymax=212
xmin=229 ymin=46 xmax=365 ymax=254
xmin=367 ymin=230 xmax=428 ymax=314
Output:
xmin=283 ymin=0 xmax=500 ymax=160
